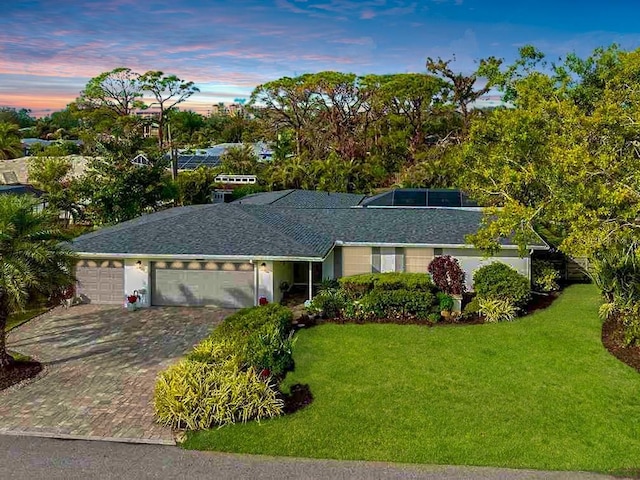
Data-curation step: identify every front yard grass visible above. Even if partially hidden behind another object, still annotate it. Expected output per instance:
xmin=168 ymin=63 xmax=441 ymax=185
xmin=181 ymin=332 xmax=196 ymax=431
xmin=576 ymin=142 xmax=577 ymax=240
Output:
xmin=184 ymin=284 xmax=640 ymax=474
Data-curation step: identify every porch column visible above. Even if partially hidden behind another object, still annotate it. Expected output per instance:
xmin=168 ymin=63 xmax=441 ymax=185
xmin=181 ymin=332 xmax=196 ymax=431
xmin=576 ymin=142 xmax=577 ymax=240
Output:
xmin=308 ymin=261 xmax=313 ymax=301
xmin=254 ymin=262 xmax=259 ymax=306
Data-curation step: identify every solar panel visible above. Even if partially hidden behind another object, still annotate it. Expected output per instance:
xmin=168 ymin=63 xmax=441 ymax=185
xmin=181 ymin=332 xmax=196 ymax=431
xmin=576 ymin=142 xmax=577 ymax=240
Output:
xmin=393 ymin=190 xmax=427 ymax=206
xmin=427 ymin=190 xmax=462 ymax=207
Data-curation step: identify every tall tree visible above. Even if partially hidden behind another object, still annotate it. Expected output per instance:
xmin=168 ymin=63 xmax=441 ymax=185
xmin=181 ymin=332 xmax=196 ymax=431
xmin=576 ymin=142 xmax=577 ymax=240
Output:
xmin=77 ymin=67 xmax=144 ymax=117
xmin=76 ymin=137 xmax=176 ymax=224
xmin=28 ymin=156 xmax=81 ymax=224
xmin=0 ymin=122 xmax=23 ymax=160
xmin=426 ymin=57 xmax=498 ymax=135
xmin=461 ymin=44 xmax=640 ymax=261
xmin=0 ymin=195 xmax=75 ymax=367
xmin=139 ymin=71 xmax=199 ymax=150
xmin=0 ymin=107 xmax=35 ymax=128
xmin=250 ymin=75 xmax=317 ymax=156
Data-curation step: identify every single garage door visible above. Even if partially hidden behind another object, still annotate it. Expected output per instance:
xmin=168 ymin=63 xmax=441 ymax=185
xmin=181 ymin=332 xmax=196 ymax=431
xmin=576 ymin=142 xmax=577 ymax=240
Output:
xmin=152 ymin=261 xmax=254 ymax=308
xmin=75 ymin=259 xmax=124 ymax=305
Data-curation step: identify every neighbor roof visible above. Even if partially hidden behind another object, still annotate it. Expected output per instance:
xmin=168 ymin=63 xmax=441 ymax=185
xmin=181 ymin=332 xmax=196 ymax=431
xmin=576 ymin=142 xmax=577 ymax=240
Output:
xmin=72 ymin=198 xmax=547 ymax=259
xmin=0 ymin=184 xmax=44 ymax=197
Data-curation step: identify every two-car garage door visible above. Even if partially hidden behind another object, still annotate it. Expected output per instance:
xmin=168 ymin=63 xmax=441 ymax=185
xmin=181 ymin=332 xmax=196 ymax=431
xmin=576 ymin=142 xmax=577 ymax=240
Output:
xmin=151 ymin=261 xmax=254 ymax=308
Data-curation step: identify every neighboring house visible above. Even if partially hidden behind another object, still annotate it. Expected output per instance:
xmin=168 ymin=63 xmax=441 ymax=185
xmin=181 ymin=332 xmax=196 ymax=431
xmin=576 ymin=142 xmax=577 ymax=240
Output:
xmin=0 ymin=184 xmax=47 ymax=211
xmin=0 ymin=155 xmax=90 ymax=184
xmin=173 ymin=142 xmax=273 ymax=170
xmin=70 ymin=189 xmax=548 ymax=308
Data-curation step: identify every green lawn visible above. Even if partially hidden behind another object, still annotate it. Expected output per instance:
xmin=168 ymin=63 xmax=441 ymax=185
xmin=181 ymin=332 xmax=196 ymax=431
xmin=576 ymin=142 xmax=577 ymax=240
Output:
xmin=184 ymin=285 xmax=640 ymax=474
xmin=6 ymin=307 xmax=49 ymax=332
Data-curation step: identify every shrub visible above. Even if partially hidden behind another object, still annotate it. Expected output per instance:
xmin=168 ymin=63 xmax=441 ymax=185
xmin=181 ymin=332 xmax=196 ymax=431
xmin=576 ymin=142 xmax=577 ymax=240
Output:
xmin=428 ymin=255 xmax=466 ymax=295
xmin=154 ymin=360 xmax=283 ymax=430
xmin=359 ymin=289 xmax=437 ymax=321
xmin=307 ymin=288 xmax=347 ymax=319
xmin=249 ymin=325 xmax=296 ymax=376
xmin=189 ymin=304 xmax=294 ymax=376
xmin=436 ymin=292 xmax=454 ymax=312
xmin=428 ymin=312 xmax=442 ymax=323
xmin=532 ymin=260 xmax=561 ymax=292
xmin=473 ymin=262 xmax=532 ymax=308
xmin=372 ymin=272 xmax=434 ymax=292
xmin=338 ymin=274 xmax=376 ymax=299
xmin=339 ymin=272 xmax=434 ymax=300
xmin=463 ymin=297 xmax=480 ymax=318
xmin=478 ymin=298 xmax=517 ymax=323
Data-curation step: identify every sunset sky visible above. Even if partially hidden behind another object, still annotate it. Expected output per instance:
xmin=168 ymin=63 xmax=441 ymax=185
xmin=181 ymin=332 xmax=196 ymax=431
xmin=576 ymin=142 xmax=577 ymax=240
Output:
xmin=2 ymin=0 xmax=639 ymax=117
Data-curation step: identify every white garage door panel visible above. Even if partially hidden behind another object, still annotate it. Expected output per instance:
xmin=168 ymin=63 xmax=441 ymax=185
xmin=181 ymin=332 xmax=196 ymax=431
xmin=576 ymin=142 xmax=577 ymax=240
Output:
xmin=75 ymin=260 xmax=124 ymax=305
xmin=152 ymin=263 xmax=254 ymax=308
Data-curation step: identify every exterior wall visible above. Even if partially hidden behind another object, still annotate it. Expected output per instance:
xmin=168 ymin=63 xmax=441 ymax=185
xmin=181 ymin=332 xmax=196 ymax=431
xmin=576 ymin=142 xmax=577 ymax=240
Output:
xmin=272 ymin=261 xmax=294 ymax=303
xmin=258 ymin=261 xmax=274 ymax=303
xmin=341 ymin=246 xmax=372 ymax=277
xmin=322 ymin=250 xmax=335 ymax=280
xmin=124 ymin=259 xmax=150 ymax=307
xmin=442 ymin=248 xmax=531 ymax=291
xmin=404 ymin=247 xmax=435 ymax=274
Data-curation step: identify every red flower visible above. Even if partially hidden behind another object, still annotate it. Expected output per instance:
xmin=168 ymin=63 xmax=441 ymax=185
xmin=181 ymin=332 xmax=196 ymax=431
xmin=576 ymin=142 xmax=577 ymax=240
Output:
xmin=127 ymin=295 xmax=138 ymax=304
xmin=259 ymin=297 xmax=269 ymax=306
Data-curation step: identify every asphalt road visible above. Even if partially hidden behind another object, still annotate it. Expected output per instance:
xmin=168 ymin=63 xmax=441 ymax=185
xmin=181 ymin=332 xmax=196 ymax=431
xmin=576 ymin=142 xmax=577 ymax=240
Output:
xmin=0 ymin=435 xmax=622 ymax=480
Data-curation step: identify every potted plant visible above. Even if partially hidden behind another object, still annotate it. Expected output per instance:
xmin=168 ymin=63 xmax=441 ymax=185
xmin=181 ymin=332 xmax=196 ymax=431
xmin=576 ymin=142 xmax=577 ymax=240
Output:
xmin=126 ymin=291 xmax=140 ymax=311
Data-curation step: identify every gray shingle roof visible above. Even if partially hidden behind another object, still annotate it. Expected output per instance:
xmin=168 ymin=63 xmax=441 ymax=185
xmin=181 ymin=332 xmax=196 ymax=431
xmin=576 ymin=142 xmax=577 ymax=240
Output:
xmin=72 ymin=204 xmax=328 ymax=258
xmin=72 ymin=195 xmax=547 ymax=259
xmin=233 ymin=189 xmax=365 ymax=208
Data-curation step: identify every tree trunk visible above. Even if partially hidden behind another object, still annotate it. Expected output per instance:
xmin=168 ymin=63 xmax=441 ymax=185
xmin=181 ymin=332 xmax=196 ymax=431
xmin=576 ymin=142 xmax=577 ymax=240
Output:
xmin=0 ymin=300 xmax=12 ymax=368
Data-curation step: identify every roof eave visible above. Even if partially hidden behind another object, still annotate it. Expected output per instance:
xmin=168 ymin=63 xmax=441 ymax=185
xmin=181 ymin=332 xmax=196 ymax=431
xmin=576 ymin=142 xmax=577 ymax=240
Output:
xmin=73 ymin=252 xmax=326 ymax=262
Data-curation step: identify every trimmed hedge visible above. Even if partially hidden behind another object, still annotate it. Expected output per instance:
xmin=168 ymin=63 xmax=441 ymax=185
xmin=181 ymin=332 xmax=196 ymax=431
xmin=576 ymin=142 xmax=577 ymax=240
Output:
xmin=360 ymin=289 xmax=438 ymax=321
xmin=339 ymin=272 xmax=435 ymax=300
xmin=155 ymin=304 xmax=294 ymax=430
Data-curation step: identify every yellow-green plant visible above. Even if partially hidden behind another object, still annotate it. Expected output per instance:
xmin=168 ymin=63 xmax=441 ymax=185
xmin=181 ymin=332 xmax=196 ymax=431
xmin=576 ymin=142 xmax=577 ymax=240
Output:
xmin=154 ymin=360 xmax=283 ymax=430
xmin=478 ymin=298 xmax=517 ymax=323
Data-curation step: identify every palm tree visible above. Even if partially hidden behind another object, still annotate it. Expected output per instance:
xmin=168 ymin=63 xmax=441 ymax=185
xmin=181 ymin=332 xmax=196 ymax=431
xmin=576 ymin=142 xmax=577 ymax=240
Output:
xmin=0 ymin=122 xmax=23 ymax=160
xmin=0 ymin=195 xmax=75 ymax=367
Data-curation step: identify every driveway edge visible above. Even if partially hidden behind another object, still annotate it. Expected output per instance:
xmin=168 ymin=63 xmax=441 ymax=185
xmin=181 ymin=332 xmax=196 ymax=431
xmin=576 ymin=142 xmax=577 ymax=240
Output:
xmin=0 ymin=429 xmax=175 ymax=446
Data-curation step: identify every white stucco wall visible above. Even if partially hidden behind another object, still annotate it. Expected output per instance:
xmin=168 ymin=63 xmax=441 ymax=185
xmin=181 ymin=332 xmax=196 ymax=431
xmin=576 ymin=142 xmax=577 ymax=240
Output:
xmin=257 ymin=261 xmax=274 ymax=303
xmin=322 ymin=250 xmax=335 ymax=280
xmin=272 ymin=261 xmax=294 ymax=303
xmin=124 ymin=259 xmax=151 ymax=307
xmin=442 ymin=248 xmax=531 ymax=291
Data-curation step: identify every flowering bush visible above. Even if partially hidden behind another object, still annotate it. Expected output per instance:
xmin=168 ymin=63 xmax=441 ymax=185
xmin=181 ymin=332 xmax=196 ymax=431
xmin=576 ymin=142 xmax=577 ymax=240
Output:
xmin=428 ymin=255 xmax=466 ymax=295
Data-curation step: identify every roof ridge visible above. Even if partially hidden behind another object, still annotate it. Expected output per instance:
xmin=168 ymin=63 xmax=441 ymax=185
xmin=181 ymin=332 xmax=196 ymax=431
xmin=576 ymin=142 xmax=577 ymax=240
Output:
xmin=228 ymin=204 xmax=331 ymax=256
xmin=271 ymin=189 xmax=296 ymax=204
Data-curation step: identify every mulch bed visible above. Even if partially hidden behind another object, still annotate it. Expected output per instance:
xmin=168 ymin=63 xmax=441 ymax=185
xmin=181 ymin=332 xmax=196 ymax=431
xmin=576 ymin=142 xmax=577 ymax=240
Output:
xmin=525 ymin=292 xmax=560 ymax=315
xmin=602 ymin=317 xmax=640 ymax=373
xmin=281 ymin=384 xmax=313 ymax=414
xmin=0 ymin=358 xmax=43 ymax=392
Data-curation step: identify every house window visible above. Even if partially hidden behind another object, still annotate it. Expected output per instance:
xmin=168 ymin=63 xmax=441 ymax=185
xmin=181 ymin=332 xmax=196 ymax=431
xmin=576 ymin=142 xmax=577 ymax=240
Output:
xmin=372 ymin=247 xmax=405 ymax=273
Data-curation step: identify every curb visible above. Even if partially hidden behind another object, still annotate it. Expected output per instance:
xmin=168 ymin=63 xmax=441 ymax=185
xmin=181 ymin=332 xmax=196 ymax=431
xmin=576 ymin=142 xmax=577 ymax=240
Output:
xmin=0 ymin=429 xmax=175 ymax=446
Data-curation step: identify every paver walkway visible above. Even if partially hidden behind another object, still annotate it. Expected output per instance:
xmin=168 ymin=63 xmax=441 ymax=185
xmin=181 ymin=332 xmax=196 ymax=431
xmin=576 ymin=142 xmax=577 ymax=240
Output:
xmin=0 ymin=304 xmax=229 ymax=444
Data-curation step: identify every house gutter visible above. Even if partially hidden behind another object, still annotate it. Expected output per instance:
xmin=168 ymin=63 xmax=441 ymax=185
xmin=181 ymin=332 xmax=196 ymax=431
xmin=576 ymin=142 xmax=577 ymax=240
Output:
xmin=73 ymin=252 xmax=326 ymax=262
xmin=334 ymin=241 xmax=548 ymax=250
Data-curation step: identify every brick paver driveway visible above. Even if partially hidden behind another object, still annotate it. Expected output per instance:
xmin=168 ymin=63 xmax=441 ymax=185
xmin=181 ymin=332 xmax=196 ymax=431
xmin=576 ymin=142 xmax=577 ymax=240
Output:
xmin=0 ymin=304 xmax=230 ymax=444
